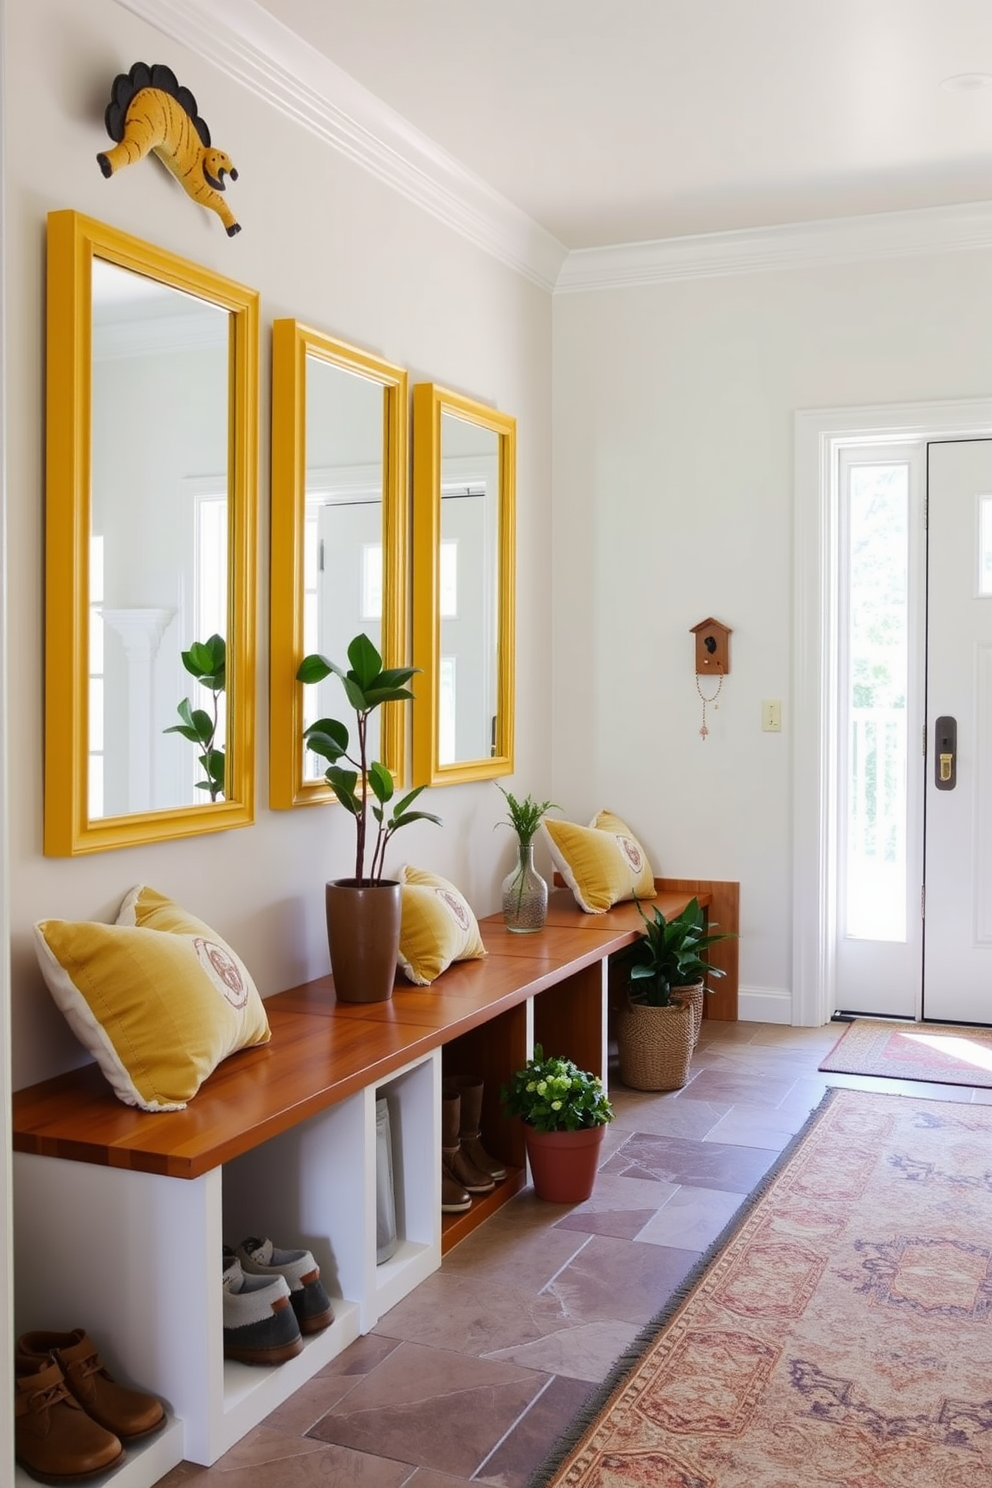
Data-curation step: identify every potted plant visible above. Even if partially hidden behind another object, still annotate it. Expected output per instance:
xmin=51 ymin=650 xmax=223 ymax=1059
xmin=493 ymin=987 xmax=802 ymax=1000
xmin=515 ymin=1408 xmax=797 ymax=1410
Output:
xmin=613 ymin=896 xmax=733 ymax=1090
xmin=500 ymin=1044 xmax=614 ymax=1202
xmin=297 ymin=633 xmax=441 ymax=1003
xmin=495 ymin=786 xmax=559 ymax=933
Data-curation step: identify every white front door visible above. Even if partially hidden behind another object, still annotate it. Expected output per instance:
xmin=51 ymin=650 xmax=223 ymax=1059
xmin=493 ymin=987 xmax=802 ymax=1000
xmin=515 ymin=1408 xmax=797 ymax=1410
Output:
xmin=923 ymin=438 xmax=992 ymax=1023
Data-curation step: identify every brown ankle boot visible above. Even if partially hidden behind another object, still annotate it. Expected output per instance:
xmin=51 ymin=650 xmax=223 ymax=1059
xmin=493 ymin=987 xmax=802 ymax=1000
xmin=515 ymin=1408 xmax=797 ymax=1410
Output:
xmin=446 ymin=1075 xmax=507 ymax=1181
xmin=17 ymin=1329 xmax=165 ymax=1440
xmin=442 ymin=1092 xmax=494 ymax=1196
xmin=15 ymin=1354 xmax=125 ymax=1483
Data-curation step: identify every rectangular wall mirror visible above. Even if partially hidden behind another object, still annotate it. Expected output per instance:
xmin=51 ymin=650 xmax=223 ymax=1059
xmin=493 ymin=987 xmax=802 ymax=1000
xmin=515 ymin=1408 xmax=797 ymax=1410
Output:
xmin=45 ymin=210 xmax=258 ymax=855
xmin=269 ymin=320 xmax=408 ymax=808
xmin=412 ymin=383 xmax=515 ymax=786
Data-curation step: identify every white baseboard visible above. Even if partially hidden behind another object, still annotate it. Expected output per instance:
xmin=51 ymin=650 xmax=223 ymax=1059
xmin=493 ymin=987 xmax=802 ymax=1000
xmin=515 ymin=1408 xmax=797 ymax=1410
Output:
xmin=738 ymin=986 xmax=793 ymax=1025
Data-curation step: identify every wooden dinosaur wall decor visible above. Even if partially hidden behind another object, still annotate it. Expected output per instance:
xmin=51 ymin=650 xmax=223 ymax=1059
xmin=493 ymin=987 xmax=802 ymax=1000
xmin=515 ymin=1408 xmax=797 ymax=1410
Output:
xmin=97 ymin=62 xmax=241 ymax=236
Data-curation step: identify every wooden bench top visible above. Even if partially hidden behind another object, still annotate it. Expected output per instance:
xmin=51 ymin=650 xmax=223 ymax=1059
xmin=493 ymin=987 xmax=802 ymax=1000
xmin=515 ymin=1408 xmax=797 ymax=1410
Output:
xmin=12 ymin=886 xmax=732 ymax=1181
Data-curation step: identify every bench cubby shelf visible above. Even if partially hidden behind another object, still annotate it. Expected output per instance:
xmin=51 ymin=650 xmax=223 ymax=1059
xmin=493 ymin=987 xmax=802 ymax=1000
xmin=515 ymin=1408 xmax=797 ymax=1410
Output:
xmin=12 ymin=882 xmax=738 ymax=1486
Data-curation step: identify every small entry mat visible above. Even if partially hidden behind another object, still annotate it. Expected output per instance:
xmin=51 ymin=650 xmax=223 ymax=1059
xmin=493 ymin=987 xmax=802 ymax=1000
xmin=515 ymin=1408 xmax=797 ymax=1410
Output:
xmin=819 ymin=1017 xmax=992 ymax=1087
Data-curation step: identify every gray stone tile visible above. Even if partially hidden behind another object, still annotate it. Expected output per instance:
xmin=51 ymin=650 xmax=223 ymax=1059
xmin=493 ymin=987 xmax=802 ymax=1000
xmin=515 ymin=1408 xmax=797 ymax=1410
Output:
xmin=484 ymin=1318 xmax=639 ymax=1382
xmin=541 ymin=1234 xmax=701 ymax=1327
xmin=673 ymin=1066 xmax=797 ymax=1106
xmin=609 ymin=1093 xmax=733 ymax=1138
xmin=635 ymin=1184 xmax=744 ymax=1252
xmin=307 ymin=1340 xmax=547 ymax=1478
xmin=475 ymin=1374 xmax=600 ymax=1488
xmin=601 ymin=1131 xmax=778 ymax=1192
xmin=703 ymin=1102 xmax=807 ymax=1149
xmin=372 ymin=1270 xmax=578 ymax=1355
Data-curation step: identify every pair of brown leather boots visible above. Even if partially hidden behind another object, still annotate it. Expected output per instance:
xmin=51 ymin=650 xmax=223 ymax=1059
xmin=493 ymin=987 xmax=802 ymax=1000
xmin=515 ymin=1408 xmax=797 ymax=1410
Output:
xmin=442 ymin=1075 xmax=507 ymax=1213
xmin=14 ymin=1328 xmax=165 ymax=1484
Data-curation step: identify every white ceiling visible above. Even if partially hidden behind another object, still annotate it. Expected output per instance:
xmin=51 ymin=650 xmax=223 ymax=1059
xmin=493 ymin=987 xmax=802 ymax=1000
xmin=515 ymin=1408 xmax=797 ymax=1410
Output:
xmin=253 ymin=0 xmax=992 ymax=251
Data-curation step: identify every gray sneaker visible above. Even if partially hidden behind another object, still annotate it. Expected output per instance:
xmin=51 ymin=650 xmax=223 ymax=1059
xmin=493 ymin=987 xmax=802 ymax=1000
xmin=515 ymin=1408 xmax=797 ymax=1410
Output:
xmin=236 ymin=1237 xmax=335 ymax=1335
xmin=222 ymin=1253 xmax=303 ymax=1365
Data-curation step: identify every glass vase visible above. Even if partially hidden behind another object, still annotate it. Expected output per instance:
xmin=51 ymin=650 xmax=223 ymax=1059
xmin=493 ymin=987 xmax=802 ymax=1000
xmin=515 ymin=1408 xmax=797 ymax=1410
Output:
xmin=502 ymin=840 xmax=548 ymax=933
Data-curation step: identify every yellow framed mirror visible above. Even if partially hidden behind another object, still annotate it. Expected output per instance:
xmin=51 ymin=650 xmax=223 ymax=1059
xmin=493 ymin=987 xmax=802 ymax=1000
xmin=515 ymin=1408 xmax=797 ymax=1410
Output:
xmin=44 ymin=210 xmax=258 ymax=855
xmin=412 ymin=383 xmax=515 ymax=786
xmin=269 ymin=320 xmax=408 ymax=808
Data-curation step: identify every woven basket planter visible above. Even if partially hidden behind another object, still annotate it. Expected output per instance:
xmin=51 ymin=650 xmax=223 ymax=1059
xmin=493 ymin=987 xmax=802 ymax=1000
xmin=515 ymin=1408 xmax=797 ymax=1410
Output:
xmin=670 ymin=980 xmax=705 ymax=1048
xmin=616 ymin=1000 xmax=694 ymax=1091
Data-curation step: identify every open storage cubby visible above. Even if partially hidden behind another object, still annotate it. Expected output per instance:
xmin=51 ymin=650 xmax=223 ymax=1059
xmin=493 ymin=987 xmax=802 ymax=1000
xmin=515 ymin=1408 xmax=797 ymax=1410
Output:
xmin=13 ymin=885 xmax=737 ymax=1487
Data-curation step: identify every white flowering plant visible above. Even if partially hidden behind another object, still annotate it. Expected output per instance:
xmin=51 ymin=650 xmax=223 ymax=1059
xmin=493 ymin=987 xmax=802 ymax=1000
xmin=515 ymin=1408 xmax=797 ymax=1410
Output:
xmin=500 ymin=1045 xmax=614 ymax=1133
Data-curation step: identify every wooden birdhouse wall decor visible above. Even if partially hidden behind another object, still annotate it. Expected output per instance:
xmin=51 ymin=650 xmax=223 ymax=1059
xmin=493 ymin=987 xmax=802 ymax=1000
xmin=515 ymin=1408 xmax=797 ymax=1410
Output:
xmin=691 ymin=618 xmax=732 ymax=676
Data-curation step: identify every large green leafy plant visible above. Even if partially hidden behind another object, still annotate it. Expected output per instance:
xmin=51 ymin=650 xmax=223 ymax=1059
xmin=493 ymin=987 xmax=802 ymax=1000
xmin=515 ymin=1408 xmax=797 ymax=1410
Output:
xmin=164 ymin=633 xmax=226 ymax=801
xmin=501 ymin=1044 xmax=614 ymax=1132
xmin=618 ymin=896 xmax=733 ymax=1007
xmin=297 ymin=633 xmax=440 ymax=884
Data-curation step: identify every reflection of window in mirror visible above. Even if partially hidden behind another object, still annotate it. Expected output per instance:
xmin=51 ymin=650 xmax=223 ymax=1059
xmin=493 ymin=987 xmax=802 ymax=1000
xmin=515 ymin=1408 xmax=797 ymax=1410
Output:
xmin=91 ymin=258 xmax=231 ymax=820
xmin=269 ymin=320 xmax=408 ymax=810
xmin=439 ymin=465 xmax=497 ymax=767
xmin=411 ymin=383 xmax=515 ymax=786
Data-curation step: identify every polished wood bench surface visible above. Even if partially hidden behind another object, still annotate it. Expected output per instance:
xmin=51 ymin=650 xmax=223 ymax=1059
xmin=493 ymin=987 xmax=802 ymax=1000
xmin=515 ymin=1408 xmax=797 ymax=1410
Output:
xmin=12 ymin=884 xmax=735 ymax=1181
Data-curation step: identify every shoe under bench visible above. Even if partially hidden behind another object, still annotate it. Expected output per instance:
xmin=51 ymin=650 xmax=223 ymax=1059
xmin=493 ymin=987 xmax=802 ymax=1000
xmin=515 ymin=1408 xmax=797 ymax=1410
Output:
xmin=11 ymin=880 xmax=738 ymax=1486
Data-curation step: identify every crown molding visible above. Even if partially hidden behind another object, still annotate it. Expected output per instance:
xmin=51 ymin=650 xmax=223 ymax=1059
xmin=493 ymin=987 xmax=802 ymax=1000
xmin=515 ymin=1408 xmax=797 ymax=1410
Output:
xmin=112 ymin=0 xmax=992 ymax=296
xmin=110 ymin=0 xmax=568 ymax=292
xmin=555 ymin=199 xmax=992 ymax=293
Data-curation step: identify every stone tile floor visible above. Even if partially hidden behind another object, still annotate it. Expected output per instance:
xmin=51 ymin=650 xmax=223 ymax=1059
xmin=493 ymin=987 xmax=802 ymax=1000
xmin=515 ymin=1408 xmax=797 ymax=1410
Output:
xmin=157 ymin=1020 xmax=992 ymax=1488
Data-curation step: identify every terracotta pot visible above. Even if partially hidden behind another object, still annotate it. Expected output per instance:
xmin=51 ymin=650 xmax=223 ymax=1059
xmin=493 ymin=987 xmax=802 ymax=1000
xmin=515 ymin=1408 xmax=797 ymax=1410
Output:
xmin=524 ymin=1123 xmax=606 ymax=1203
xmin=325 ymin=879 xmax=401 ymax=1004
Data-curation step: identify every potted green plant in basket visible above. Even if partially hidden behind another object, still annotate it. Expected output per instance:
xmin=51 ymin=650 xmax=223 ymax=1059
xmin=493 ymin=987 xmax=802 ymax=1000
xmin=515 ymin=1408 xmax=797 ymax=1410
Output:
xmin=501 ymin=1044 xmax=614 ymax=1202
xmin=613 ymin=896 xmax=734 ymax=1091
xmin=297 ymin=633 xmax=441 ymax=1004
xmin=495 ymin=787 xmax=559 ymax=933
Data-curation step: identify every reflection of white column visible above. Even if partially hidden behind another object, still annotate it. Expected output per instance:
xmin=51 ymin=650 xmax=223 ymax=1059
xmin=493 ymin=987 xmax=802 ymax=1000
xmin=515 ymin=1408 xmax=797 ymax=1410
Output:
xmin=101 ymin=608 xmax=175 ymax=814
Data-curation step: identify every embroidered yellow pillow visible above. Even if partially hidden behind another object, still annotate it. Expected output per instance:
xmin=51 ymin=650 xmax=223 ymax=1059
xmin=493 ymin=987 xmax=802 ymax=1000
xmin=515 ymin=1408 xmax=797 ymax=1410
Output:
xmin=543 ymin=811 xmax=656 ymax=913
xmin=397 ymin=866 xmax=487 ymax=986
xmin=33 ymin=887 xmax=270 ymax=1112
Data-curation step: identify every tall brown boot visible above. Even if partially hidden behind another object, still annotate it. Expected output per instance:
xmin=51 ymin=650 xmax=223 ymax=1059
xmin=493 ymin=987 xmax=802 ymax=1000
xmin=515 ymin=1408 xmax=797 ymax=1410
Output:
xmin=441 ymin=1092 xmax=472 ymax=1213
xmin=446 ymin=1075 xmax=507 ymax=1181
xmin=442 ymin=1091 xmax=494 ymax=1196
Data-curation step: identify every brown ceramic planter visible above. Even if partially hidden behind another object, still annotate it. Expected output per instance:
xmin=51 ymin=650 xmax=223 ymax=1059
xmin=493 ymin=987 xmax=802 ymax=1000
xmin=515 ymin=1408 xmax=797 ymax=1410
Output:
xmin=325 ymin=879 xmax=401 ymax=1004
xmin=523 ymin=1123 xmax=606 ymax=1203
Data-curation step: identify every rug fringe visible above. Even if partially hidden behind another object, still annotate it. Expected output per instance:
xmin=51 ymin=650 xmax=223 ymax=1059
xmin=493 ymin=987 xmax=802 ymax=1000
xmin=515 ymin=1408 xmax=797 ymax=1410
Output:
xmin=523 ymin=1086 xmax=840 ymax=1488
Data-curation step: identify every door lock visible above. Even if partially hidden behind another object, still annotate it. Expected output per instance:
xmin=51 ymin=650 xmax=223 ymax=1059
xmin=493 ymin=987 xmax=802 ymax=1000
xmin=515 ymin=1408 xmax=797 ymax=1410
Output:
xmin=935 ymin=715 xmax=957 ymax=791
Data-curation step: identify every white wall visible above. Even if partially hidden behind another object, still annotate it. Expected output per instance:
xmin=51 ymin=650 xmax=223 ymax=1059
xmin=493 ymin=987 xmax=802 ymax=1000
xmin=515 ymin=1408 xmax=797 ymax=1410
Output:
xmin=552 ymin=250 xmax=992 ymax=1019
xmin=5 ymin=0 xmax=553 ymax=1088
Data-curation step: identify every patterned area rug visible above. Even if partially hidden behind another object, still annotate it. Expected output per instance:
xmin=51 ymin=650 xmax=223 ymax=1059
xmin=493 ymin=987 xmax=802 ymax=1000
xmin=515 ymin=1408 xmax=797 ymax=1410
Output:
xmin=819 ymin=1018 xmax=992 ymax=1087
xmin=530 ymin=1088 xmax=992 ymax=1487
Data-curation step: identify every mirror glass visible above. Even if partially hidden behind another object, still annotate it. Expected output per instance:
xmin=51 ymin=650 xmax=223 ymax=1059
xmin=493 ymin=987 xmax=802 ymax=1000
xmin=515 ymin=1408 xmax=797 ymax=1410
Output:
xmin=412 ymin=384 xmax=515 ymax=786
xmin=91 ymin=260 xmax=229 ymax=817
xmin=45 ymin=210 xmax=258 ymax=854
xmin=269 ymin=321 xmax=408 ymax=809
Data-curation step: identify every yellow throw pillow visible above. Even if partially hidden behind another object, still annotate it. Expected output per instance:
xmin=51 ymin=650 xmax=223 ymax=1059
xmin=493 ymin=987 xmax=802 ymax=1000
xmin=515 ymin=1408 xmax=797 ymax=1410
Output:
xmin=33 ymin=887 xmax=270 ymax=1112
xmin=543 ymin=811 xmax=656 ymax=913
xmin=397 ymin=866 xmax=487 ymax=986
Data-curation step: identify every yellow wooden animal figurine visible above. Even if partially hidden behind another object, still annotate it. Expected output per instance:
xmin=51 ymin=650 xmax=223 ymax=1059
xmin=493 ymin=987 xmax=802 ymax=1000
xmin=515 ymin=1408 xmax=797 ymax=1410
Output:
xmin=97 ymin=62 xmax=241 ymax=236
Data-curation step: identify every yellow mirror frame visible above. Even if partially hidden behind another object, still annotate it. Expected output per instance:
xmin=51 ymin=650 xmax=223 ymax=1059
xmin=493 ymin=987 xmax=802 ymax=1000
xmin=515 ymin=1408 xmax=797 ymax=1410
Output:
xmin=269 ymin=320 xmax=409 ymax=808
xmin=44 ymin=210 xmax=258 ymax=855
xmin=412 ymin=383 xmax=515 ymax=786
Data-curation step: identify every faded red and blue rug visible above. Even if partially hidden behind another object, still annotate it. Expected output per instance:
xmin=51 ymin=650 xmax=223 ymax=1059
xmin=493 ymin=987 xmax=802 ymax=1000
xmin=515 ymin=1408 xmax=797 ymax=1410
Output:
xmin=531 ymin=1088 xmax=992 ymax=1487
xmin=820 ymin=1018 xmax=992 ymax=1088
